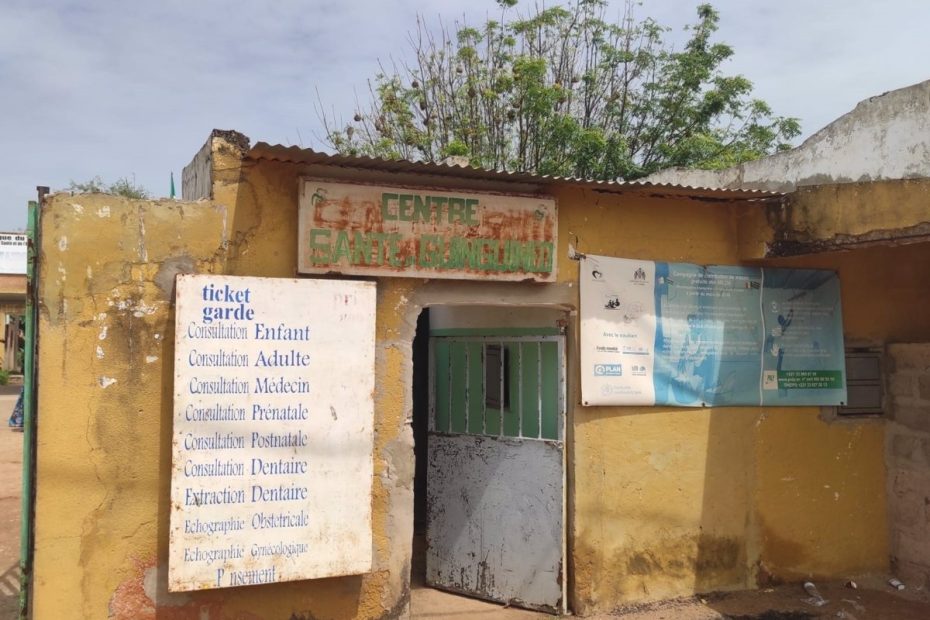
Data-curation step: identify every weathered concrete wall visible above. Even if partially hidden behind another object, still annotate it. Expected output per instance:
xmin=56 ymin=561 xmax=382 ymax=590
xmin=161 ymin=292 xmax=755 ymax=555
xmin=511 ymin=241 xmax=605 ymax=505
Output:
xmin=554 ymin=187 xmax=889 ymax=613
xmin=560 ymin=185 xmax=757 ymax=609
xmin=32 ymin=136 xmax=578 ymax=619
xmin=734 ymin=179 xmax=930 ymax=260
xmin=753 ymin=410 xmax=886 ymax=583
xmin=886 ymin=344 xmax=930 ymax=590
xmin=32 ymin=132 xmax=905 ymax=618
xmin=714 ymin=244 xmax=930 ymax=586
xmin=33 ymin=177 xmax=413 ymax=616
xmin=182 ymin=129 xmax=250 ymax=201
xmin=764 ymin=241 xmax=930 ymax=591
xmin=33 ymin=195 xmax=239 ymax=619
xmin=765 ymin=242 xmax=930 ymax=347
xmin=768 ymin=179 xmax=930 ymax=256
xmin=430 ymin=306 xmax=563 ymax=330
xmin=643 ymin=80 xmax=930 ymax=193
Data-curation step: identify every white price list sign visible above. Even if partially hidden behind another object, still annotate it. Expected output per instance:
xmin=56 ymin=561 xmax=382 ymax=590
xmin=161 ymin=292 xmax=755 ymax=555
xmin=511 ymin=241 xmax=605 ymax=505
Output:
xmin=169 ymin=275 xmax=375 ymax=591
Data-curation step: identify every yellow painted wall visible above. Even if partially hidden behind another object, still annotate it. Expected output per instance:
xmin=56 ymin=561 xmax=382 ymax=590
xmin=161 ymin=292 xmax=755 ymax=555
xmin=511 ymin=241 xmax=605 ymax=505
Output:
xmin=769 ymin=242 xmax=930 ymax=344
xmin=556 ymin=187 xmax=757 ymax=611
xmin=789 ymin=178 xmax=930 ymax=242
xmin=552 ymin=186 xmax=897 ymax=614
xmin=748 ymin=242 xmax=930 ymax=589
xmin=34 ymin=187 xmax=414 ymax=617
xmin=754 ymin=409 xmax=887 ymax=582
xmin=33 ymin=136 xmax=913 ymax=617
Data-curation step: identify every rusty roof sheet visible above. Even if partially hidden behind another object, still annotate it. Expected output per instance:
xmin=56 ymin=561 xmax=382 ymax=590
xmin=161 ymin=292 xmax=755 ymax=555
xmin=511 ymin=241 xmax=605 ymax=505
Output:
xmin=248 ymin=142 xmax=782 ymax=201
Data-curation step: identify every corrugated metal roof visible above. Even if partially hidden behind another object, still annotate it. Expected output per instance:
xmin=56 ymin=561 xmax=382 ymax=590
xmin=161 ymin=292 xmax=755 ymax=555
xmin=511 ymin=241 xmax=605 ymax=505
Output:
xmin=247 ymin=142 xmax=783 ymax=201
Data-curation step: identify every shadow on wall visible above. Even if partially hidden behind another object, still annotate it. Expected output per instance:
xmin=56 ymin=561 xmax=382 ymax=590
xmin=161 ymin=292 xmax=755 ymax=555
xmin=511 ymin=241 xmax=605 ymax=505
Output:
xmin=573 ymin=396 xmax=887 ymax=614
xmin=694 ymin=408 xmax=757 ymax=593
xmin=570 ymin=405 xmax=754 ymax=611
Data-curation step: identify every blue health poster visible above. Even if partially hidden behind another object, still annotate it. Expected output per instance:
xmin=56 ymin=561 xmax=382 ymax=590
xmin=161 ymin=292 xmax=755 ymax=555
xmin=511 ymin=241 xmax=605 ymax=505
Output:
xmin=580 ymin=255 xmax=846 ymax=407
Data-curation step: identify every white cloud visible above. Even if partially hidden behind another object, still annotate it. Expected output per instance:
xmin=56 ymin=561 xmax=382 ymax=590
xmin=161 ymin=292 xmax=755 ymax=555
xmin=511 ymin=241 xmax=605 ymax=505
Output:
xmin=1 ymin=0 xmax=928 ymax=230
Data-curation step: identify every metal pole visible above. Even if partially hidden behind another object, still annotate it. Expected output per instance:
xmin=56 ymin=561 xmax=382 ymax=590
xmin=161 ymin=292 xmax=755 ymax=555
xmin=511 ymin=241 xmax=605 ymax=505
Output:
xmin=19 ymin=196 xmax=41 ymax=619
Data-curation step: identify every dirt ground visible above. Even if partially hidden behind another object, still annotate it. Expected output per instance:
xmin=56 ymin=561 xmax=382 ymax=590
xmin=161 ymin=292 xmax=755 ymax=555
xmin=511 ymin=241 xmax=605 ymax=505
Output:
xmin=412 ymin=577 xmax=930 ymax=620
xmin=410 ymin=527 xmax=930 ymax=620
xmin=0 ymin=394 xmax=22 ymax=620
xmin=598 ymin=578 xmax=930 ymax=620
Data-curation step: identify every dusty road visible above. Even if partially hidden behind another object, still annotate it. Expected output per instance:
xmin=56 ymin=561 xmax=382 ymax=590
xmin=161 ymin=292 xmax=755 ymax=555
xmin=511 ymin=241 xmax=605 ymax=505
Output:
xmin=411 ymin=579 xmax=930 ymax=619
xmin=597 ymin=580 xmax=930 ymax=620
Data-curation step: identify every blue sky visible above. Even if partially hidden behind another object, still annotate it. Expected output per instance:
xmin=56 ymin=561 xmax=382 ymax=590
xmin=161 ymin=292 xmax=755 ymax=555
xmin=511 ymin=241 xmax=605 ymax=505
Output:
xmin=1 ymin=0 xmax=928 ymax=230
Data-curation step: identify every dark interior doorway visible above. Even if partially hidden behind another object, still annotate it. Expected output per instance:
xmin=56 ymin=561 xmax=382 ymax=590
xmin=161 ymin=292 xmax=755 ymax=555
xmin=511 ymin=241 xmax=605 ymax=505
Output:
xmin=411 ymin=308 xmax=430 ymax=585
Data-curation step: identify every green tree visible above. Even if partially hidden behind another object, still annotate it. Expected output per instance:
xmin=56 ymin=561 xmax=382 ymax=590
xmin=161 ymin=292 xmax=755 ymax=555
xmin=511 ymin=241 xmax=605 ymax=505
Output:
xmin=321 ymin=0 xmax=800 ymax=180
xmin=69 ymin=175 xmax=149 ymax=199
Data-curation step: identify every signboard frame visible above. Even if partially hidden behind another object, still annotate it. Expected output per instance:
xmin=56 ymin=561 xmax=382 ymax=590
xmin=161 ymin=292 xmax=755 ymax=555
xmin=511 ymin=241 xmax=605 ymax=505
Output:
xmin=580 ymin=255 xmax=847 ymax=407
xmin=297 ymin=178 xmax=558 ymax=282
xmin=169 ymin=275 xmax=376 ymax=591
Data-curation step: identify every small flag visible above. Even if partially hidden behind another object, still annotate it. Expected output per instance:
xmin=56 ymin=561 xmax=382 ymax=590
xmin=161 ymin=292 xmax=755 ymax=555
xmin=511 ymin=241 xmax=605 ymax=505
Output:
xmin=170 ymin=172 xmax=176 ymax=199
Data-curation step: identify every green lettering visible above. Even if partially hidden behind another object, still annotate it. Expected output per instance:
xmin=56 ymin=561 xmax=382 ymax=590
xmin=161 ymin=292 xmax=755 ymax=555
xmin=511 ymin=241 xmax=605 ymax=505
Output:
xmin=368 ymin=232 xmax=387 ymax=265
xmin=484 ymin=239 xmax=500 ymax=270
xmin=448 ymin=198 xmax=465 ymax=223
xmin=443 ymin=237 xmax=467 ymax=269
xmin=538 ymin=242 xmax=554 ymax=272
xmin=521 ymin=241 xmax=538 ymax=271
xmin=502 ymin=240 xmax=522 ymax=271
xmin=431 ymin=197 xmax=448 ymax=224
xmin=381 ymin=193 xmax=398 ymax=220
xmin=398 ymin=194 xmax=413 ymax=221
xmin=418 ymin=235 xmax=442 ymax=267
xmin=413 ymin=196 xmax=431 ymax=222
xmin=309 ymin=228 xmax=333 ymax=265
xmin=464 ymin=199 xmax=480 ymax=226
xmin=332 ymin=230 xmax=351 ymax=263
xmin=352 ymin=231 xmax=369 ymax=265
xmin=465 ymin=238 xmax=482 ymax=268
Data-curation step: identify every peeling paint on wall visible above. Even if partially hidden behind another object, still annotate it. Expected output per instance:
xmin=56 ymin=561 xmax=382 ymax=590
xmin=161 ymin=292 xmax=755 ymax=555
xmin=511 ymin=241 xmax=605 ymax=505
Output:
xmin=33 ymin=133 xmax=918 ymax=619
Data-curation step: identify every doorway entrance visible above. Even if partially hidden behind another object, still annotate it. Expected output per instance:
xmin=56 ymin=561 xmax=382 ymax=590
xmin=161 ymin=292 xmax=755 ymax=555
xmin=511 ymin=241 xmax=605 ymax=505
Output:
xmin=411 ymin=306 xmax=566 ymax=614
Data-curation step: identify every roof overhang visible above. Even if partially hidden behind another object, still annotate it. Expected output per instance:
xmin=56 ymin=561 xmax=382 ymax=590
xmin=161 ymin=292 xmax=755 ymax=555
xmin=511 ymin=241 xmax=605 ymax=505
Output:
xmin=248 ymin=143 xmax=783 ymax=203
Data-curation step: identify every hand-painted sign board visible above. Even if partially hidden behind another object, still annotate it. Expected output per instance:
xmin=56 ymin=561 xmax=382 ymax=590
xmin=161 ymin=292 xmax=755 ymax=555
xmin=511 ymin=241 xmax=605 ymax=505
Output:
xmin=169 ymin=275 xmax=375 ymax=591
xmin=580 ymin=255 xmax=847 ymax=407
xmin=298 ymin=180 xmax=557 ymax=281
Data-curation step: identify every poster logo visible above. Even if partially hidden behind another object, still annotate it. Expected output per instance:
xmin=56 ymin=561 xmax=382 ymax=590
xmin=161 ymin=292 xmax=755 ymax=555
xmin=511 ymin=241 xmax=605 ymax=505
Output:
xmin=594 ymin=363 xmax=623 ymax=376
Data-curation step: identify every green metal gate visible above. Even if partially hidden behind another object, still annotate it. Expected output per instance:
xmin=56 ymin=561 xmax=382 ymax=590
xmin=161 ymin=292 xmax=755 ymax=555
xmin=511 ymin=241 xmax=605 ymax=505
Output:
xmin=430 ymin=336 xmax=563 ymax=441
xmin=426 ymin=334 xmax=565 ymax=612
